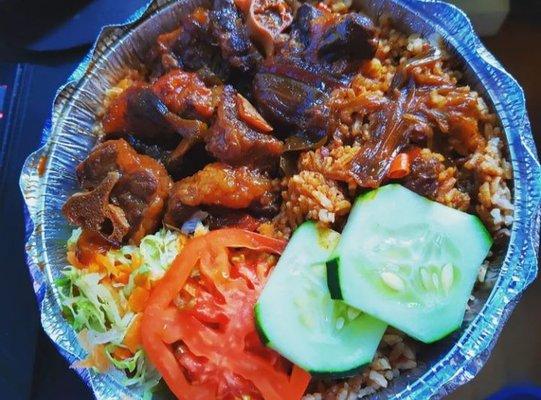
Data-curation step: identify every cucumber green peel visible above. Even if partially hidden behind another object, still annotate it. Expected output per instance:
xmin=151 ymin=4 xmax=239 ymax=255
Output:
xmin=255 ymin=222 xmax=387 ymax=376
xmin=327 ymin=184 xmax=493 ymax=343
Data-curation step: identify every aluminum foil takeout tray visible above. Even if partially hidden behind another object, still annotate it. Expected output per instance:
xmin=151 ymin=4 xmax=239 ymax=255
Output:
xmin=19 ymin=0 xmax=541 ymax=399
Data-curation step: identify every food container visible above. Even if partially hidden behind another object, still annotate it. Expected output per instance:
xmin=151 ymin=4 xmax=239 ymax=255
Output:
xmin=19 ymin=0 xmax=541 ymax=399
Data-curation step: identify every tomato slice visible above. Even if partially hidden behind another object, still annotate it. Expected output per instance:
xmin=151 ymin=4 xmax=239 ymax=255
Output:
xmin=142 ymin=229 xmax=310 ymax=400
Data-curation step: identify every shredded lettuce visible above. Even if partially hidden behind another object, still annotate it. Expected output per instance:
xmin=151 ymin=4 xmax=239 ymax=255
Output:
xmin=105 ymin=345 xmax=161 ymax=389
xmin=124 ymin=229 xmax=182 ymax=296
xmin=57 ymin=268 xmax=133 ymax=335
xmin=105 ymin=345 xmax=141 ymax=373
xmin=139 ymin=229 xmax=181 ymax=280
xmin=78 ymin=273 xmax=133 ymax=328
xmin=56 ymin=269 xmax=108 ymax=333
xmin=86 ymin=327 xmax=126 ymax=346
xmin=107 ymin=245 xmax=140 ymax=267
xmin=67 ymin=228 xmax=82 ymax=250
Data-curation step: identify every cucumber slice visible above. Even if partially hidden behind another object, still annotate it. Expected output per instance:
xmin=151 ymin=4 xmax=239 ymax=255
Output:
xmin=256 ymin=222 xmax=387 ymax=376
xmin=328 ymin=184 xmax=493 ymax=343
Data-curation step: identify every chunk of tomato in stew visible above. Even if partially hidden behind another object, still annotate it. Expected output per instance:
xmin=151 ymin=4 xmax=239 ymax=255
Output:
xmin=142 ymin=229 xmax=311 ymax=400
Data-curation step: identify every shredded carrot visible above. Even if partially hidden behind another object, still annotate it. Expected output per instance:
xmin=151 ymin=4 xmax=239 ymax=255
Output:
xmin=100 ymin=277 xmax=113 ymax=286
xmin=129 ymin=286 xmax=151 ymax=313
xmin=123 ymin=314 xmax=143 ymax=353
xmin=95 ymin=254 xmax=113 ymax=273
xmin=116 ymin=263 xmax=132 ymax=278
xmin=116 ymin=272 xmax=130 ymax=285
xmin=387 ymin=152 xmax=411 ymax=179
xmin=75 ymin=344 xmax=110 ymax=373
xmin=135 ymin=272 xmax=151 ymax=290
xmin=91 ymin=345 xmax=111 ymax=372
xmin=130 ymin=253 xmax=142 ymax=270
xmin=67 ymin=250 xmax=85 ymax=269
xmin=112 ymin=346 xmax=133 ymax=361
xmin=88 ymin=262 xmax=102 ymax=274
xmin=93 ymin=252 xmax=141 ymax=285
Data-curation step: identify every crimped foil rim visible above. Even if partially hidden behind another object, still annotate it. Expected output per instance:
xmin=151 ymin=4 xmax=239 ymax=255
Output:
xmin=19 ymin=0 xmax=541 ymax=399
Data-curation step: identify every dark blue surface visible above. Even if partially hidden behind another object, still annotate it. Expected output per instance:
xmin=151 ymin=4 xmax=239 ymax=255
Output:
xmin=0 ymin=60 xmax=95 ymax=400
xmin=27 ymin=0 xmax=150 ymax=51
xmin=488 ymin=385 xmax=541 ymax=400
xmin=0 ymin=85 xmax=6 ymax=118
xmin=0 ymin=1 xmax=148 ymax=398
xmin=0 ymin=0 xmax=150 ymax=51
xmin=0 ymin=63 xmax=39 ymax=400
